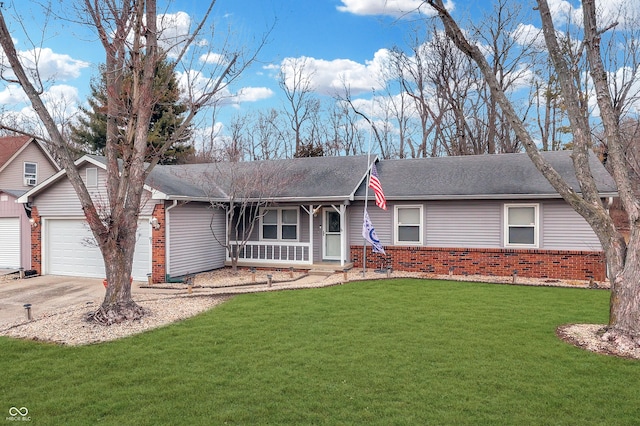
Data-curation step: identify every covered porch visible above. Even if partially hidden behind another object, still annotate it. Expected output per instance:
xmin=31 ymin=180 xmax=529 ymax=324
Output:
xmin=225 ymin=203 xmax=352 ymax=271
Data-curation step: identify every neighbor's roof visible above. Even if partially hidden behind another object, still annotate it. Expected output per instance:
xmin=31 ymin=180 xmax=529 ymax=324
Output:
xmin=0 ymin=189 xmax=28 ymax=198
xmin=0 ymin=135 xmax=59 ymax=175
xmin=0 ymin=135 xmax=31 ymax=171
xmin=355 ymin=150 xmax=617 ymax=200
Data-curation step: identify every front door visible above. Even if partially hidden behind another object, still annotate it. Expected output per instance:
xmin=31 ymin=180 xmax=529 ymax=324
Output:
xmin=323 ymin=208 xmax=341 ymax=260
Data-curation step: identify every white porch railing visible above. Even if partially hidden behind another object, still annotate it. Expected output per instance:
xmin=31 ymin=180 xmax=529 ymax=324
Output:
xmin=228 ymin=241 xmax=312 ymax=265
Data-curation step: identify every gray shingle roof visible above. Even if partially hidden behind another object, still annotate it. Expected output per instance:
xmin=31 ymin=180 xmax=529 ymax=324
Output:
xmin=150 ymin=155 xmax=374 ymax=201
xmin=0 ymin=189 xmax=27 ymax=198
xmin=54 ymin=151 xmax=617 ymax=203
xmin=355 ymin=150 xmax=617 ymax=200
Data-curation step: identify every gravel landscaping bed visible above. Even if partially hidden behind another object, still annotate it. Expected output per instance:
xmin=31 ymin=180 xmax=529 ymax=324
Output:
xmin=0 ymin=295 xmax=230 ymax=346
xmin=1 ymin=268 xmax=626 ymax=358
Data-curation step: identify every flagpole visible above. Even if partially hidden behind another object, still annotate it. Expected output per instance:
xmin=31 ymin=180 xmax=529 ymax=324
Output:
xmin=363 ymin=91 xmax=374 ymax=275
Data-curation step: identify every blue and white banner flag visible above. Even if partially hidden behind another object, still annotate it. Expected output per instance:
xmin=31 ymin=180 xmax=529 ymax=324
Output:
xmin=362 ymin=209 xmax=385 ymax=254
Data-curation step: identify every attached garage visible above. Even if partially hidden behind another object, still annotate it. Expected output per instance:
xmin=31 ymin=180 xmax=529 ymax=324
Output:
xmin=0 ymin=217 xmax=20 ymax=269
xmin=44 ymin=218 xmax=150 ymax=281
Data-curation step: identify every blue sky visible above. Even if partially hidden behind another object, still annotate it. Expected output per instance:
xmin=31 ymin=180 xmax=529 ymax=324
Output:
xmin=1 ymin=0 xmax=637 ymax=145
xmin=0 ymin=0 xmax=450 ymax=134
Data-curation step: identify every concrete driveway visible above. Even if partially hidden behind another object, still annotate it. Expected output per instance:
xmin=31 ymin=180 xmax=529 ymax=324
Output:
xmin=0 ymin=275 xmax=162 ymax=326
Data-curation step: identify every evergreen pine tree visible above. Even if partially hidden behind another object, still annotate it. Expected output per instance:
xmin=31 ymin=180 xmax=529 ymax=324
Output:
xmin=71 ymin=58 xmax=194 ymax=164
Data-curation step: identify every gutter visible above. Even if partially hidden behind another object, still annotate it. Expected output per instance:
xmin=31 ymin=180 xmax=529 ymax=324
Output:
xmin=164 ymin=200 xmax=179 ymax=279
xmin=157 ymin=195 xmax=356 ymax=203
xmin=354 ymin=192 xmax=619 ymax=202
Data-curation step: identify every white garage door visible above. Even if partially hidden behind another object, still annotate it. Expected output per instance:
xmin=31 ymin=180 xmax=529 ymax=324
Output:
xmin=46 ymin=219 xmax=150 ymax=280
xmin=0 ymin=217 xmax=20 ymax=269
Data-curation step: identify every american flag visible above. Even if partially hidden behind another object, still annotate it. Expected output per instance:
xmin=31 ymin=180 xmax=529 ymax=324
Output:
xmin=369 ymin=163 xmax=387 ymax=210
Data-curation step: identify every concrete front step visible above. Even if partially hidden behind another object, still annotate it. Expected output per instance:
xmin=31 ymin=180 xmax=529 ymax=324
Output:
xmin=307 ymin=269 xmax=335 ymax=277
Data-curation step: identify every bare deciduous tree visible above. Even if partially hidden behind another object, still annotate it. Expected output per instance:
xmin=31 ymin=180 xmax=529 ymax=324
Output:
xmin=192 ymin=161 xmax=299 ymax=272
xmin=426 ymin=0 xmax=640 ymax=349
xmin=279 ymin=57 xmax=319 ymax=156
xmin=0 ymin=0 xmax=265 ymax=324
xmin=325 ymin=99 xmax=366 ymax=156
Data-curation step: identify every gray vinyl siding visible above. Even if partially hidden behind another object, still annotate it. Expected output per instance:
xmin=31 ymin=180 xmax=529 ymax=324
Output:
xmin=349 ymin=199 xmax=602 ymax=252
xmin=0 ymin=192 xmax=31 ymax=269
xmin=168 ymin=202 xmax=225 ymax=277
xmin=426 ymin=201 xmax=502 ymax=247
xmin=542 ymin=200 xmax=602 ymax=250
xmin=33 ymin=164 xmax=156 ymax=216
xmin=0 ymin=142 xmax=57 ymax=190
xmin=348 ymin=203 xmax=394 ymax=246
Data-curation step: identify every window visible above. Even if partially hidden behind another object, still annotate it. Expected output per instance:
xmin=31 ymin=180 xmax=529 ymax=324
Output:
xmin=262 ymin=210 xmax=278 ymax=240
xmin=504 ymin=204 xmax=539 ymax=247
xmin=86 ymin=167 xmax=98 ymax=187
xmin=260 ymin=208 xmax=299 ymax=241
xmin=24 ymin=162 xmax=37 ymax=186
xmin=394 ymin=205 xmax=423 ymax=245
xmin=281 ymin=209 xmax=298 ymax=240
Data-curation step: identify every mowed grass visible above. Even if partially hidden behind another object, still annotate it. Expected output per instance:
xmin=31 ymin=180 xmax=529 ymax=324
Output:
xmin=1 ymin=279 xmax=639 ymax=425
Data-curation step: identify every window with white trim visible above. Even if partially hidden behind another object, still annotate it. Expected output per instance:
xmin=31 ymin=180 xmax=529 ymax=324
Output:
xmin=86 ymin=167 xmax=98 ymax=187
xmin=260 ymin=207 xmax=299 ymax=241
xmin=24 ymin=162 xmax=37 ymax=186
xmin=504 ymin=204 xmax=539 ymax=247
xmin=394 ymin=205 xmax=423 ymax=245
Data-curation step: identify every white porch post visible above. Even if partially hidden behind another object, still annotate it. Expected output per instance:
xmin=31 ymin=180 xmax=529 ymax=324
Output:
xmin=225 ymin=208 xmax=229 ymax=261
xmin=340 ymin=204 xmax=346 ymax=267
xmin=308 ymin=204 xmax=314 ymax=264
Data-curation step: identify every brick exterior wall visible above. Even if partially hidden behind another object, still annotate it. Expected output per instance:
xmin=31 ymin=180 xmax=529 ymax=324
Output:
xmin=30 ymin=206 xmax=41 ymax=275
xmin=151 ymin=203 xmax=166 ymax=283
xmin=351 ymin=245 xmax=607 ymax=281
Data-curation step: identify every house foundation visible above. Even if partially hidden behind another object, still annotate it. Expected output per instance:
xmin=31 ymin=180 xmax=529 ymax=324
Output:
xmin=351 ymin=246 xmax=607 ymax=282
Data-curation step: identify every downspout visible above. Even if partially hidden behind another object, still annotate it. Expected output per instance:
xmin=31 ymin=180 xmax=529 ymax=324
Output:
xmin=606 ymin=196 xmax=614 ymax=212
xmin=164 ymin=200 xmax=179 ymax=282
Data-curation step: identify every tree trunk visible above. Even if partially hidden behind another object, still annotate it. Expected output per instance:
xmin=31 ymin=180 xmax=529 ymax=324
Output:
xmin=88 ymin=219 xmax=144 ymax=325
xmin=427 ymin=0 xmax=640 ymax=348
xmin=608 ymin=225 xmax=640 ymax=338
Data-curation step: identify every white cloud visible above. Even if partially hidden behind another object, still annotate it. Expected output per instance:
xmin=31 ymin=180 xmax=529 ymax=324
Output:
xmin=1 ymin=84 xmax=82 ymax=135
xmin=41 ymin=84 xmax=82 ymax=122
xmin=336 ymin=0 xmax=454 ymax=18
xmin=199 ymin=52 xmax=227 ymax=65
xmin=2 ymin=47 xmax=89 ymax=82
xmin=0 ymin=84 xmax=29 ymax=104
xmin=592 ymin=0 xmax=640 ymax=28
xmin=272 ymin=49 xmax=392 ymax=96
xmin=510 ymin=24 xmax=546 ymax=50
xmin=234 ymin=87 xmax=274 ymax=103
xmin=545 ymin=0 xmax=578 ymax=27
xmin=176 ymin=67 xmax=274 ymax=108
xmin=546 ymin=0 xmax=640 ymax=28
xmin=191 ymin=122 xmax=228 ymax=153
xmin=157 ymin=11 xmax=192 ymax=58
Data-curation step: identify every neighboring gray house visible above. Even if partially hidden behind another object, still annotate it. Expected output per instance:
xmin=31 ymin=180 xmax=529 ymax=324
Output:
xmin=18 ymin=150 xmax=617 ymax=283
xmin=0 ymin=135 xmax=59 ymax=270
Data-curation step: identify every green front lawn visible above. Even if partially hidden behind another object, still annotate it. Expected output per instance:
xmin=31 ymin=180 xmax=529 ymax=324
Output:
xmin=1 ymin=279 xmax=637 ymax=425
